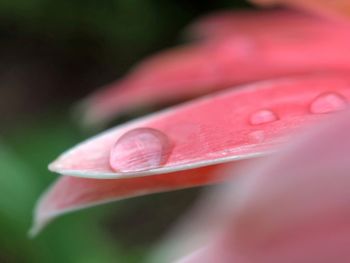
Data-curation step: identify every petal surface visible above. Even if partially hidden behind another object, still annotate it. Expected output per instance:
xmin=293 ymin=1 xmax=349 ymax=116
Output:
xmin=51 ymin=73 xmax=350 ymax=178
xmin=251 ymin=0 xmax=350 ymax=21
xmin=81 ymin=15 xmax=350 ymax=125
xmin=162 ymin=109 xmax=350 ymax=263
xmin=31 ymin=164 xmax=231 ymax=236
xmin=187 ymin=9 xmax=343 ymax=40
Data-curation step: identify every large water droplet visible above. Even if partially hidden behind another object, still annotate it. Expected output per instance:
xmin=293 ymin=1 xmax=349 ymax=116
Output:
xmin=109 ymin=127 xmax=172 ymax=172
xmin=309 ymin=92 xmax=348 ymax=114
xmin=249 ymin=109 xmax=278 ymax=125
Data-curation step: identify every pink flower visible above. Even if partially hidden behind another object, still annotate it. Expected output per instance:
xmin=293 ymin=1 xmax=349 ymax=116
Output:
xmin=31 ymin=72 xmax=350 ymax=236
xmin=32 ymin=6 xmax=350 ymax=262
xmin=79 ymin=8 xmax=350 ymax=127
xmin=156 ymin=109 xmax=350 ymax=263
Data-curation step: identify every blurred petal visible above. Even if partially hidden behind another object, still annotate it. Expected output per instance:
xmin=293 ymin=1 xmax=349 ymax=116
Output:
xmin=251 ymin=0 xmax=350 ymax=21
xmin=30 ymin=164 xmax=232 ymax=236
xmin=51 ymin=73 xmax=350 ymax=179
xmin=81 ymin=14 xmax=350 ymax=126
xmin=164 ymin=109 xmax=350 ymax=263
xmin=187 ymin=8 xmax=340 ymax=40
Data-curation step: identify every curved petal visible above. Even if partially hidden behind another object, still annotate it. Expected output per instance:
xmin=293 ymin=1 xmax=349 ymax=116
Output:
xmin=51 ymin=73 xmax=350 ymax=178
xmin=161 ymin=109 xmax=350 ymax=263
xmin=30 ymin=163 xmax=232 ymax=236
xmin=187 ymin=9 xmax=341 ymax=40
xmin=251 ymin=0 xmax=350 ymax=21
xmin=80 ymin=16 xmax=350 ymax=126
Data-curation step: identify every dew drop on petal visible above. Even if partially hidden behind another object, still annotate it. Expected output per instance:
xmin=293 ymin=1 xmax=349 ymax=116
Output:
xmin=249 ymin=130 xmax=265 ymax=143
xmin=109 ymin=127 xmax=172 ymax=172
xmin=309 ymin=92 xmax=348 ymax=114
xmin=249 ymin=109 xmax=278 ymax=125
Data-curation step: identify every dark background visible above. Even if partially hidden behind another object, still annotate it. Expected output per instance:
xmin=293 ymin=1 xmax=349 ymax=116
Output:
xmin=0 ymin=1 xmax=251 ymax=262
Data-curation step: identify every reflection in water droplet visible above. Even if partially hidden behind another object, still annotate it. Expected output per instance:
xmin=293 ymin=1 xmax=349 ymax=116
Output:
xmin=309 ymin=92 xmax=348 ymax=114
xmin=109 ymin=128 xmax=172 ymax=172
xmin=249 ymin=109 xmax=278 ymax=125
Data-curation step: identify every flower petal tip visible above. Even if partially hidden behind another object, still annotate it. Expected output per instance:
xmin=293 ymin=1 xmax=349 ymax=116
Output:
xmin=28 ymin=205 xmax=53 ymax=238
xmin=28 ymin=219 xmax=48 ymax=238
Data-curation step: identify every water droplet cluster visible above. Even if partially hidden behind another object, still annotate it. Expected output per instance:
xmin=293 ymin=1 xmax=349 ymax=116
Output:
xmin=110 ymin=92 xmax=348 ymax=172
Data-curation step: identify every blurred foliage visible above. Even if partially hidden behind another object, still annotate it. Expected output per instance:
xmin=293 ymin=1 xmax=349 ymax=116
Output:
xmin=0 ymin=0 xmax=250 ymax=65
xmin=0 ymin=0 xmax=250 ymax=262
xmin=17 ymin=0 xmax=178 ymax=65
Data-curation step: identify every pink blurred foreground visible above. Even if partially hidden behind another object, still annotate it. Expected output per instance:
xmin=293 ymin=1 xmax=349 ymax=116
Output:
xmin=160 ymin=110 xmax=350 ymax=263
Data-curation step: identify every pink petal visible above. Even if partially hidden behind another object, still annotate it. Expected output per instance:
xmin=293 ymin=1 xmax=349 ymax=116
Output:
xmin=187 ymin=9 xmax=342 ymax=40
xmin=51 ymin=73 xmax=350 ymax=179
xmin=81 ymin=13 xmax=350 ymax=126
xmin=251 ymin=0 xmax=350 ymax=21
xmin=166 ymin=109 xmax=350 ymax=263
xmin=30 ymin=164 xmax=231 ymax=236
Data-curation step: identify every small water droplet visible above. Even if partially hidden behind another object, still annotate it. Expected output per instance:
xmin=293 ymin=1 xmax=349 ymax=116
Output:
xmin=249 ymin=109 xmax=278 ymax=125
xmin=249 ymin=130 xmax=265 ymax=143
xmin=109 ymin=128 xmax=172 ymax=172
xmin=309 ymin=92 xmax=348 ymax=114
